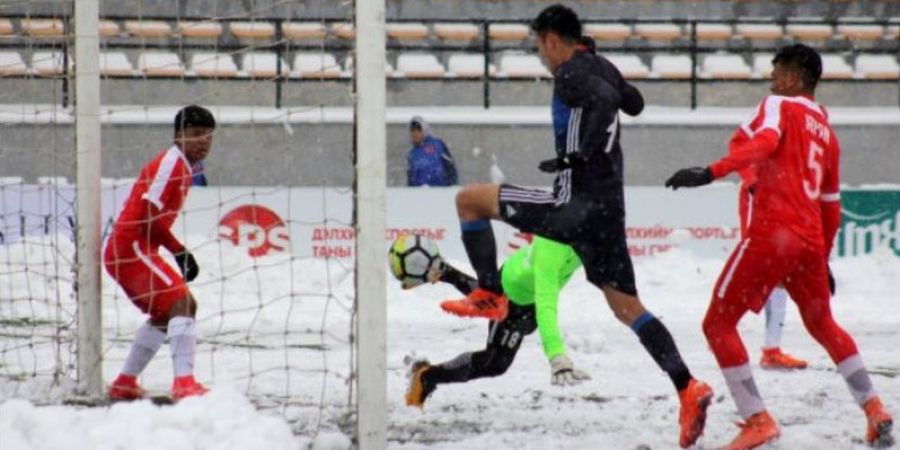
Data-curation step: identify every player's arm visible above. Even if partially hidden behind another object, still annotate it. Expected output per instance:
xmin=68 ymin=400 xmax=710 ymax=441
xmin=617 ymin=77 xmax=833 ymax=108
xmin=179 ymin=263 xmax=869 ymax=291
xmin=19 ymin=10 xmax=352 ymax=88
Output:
xmin=820 ymin=138 xmax=842 ymax=257
xmin=666 ymin=97 xmax=781 ymax=189
xmin=554 ymin=64 xmax=621 ymax=112
xmin=531 ymin=238 xmax=590 ymax=386
xmin=142 ymin=202 xmax=185 ymax=254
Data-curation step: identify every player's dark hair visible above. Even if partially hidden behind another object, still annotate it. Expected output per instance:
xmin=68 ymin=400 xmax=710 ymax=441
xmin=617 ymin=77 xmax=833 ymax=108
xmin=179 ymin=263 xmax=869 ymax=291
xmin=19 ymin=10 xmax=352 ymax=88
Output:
xmin=772 ymin=44 xmax=822 ymax=91
xmin=531 ymin=4 xmax=582 ymax=43
xmin=578 ymin=35 xmax=596 ymax=54
xmin=410 ymin=120 xmax=423 ymax=131
xmin=174 ymin=105 xmax=216 ymax=134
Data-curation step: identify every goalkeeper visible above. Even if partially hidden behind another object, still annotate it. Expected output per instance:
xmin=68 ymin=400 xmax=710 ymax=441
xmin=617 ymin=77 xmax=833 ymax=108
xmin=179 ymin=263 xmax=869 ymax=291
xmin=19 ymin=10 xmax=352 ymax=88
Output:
xmin=405 ymin=235 xmax=590 ymax=408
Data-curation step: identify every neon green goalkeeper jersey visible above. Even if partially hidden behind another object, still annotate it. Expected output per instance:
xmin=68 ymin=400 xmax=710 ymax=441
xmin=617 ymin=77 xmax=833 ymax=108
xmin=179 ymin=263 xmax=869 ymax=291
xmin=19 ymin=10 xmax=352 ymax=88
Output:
xmin=501 ymin=236 xmax=582 ymax=360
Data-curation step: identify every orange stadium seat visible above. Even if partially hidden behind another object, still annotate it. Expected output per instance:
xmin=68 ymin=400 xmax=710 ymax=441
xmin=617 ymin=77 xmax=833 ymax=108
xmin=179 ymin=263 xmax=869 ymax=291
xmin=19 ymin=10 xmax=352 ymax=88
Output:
xmin=125 ymin=20 xmax=172 ymax=38
xmin=190 ymin=53 xmax=238 ymax=78
xmin=21 ymin=19 xmax=65 ymax=37
xmin=837 ymin=24 xmax=884 ymax=42
xmin=434 ymin=23 xmax=479 ymax=41
xmin=386 ymin=23 xmax=429 ymax=40
xmin=98 ymin=20 xmax=120 ymax=37
xmin=695 ymin=23 xmax=732 ymax=41
xmin=177 ymin=21 xmax=223 ymax=39
xmin=138 ymin=52 xmax=184 ymax=77
xmin=0 ymin=52 xmax=28 ymax=76
xmin=735 ymin=23 xmax=783 ymax=41
xmin=785 ymin=23 xmax=833 ymax=41
xmin=635 ymin=24 xmax=681 ymax=41
xmin=331 ymin=23 xmax=355 ymax=40
xmin=0 ymin=18 xmax=13 ymax=35
xmin=583 ymin=23 xmax=632 ymax=41
xmin=283 ymin=22 xmax=326 ymax=40
xmin=230 ymin=22 xmax=275 ymax=39
xmin=489 ymin=24 xmax=529 ymax=41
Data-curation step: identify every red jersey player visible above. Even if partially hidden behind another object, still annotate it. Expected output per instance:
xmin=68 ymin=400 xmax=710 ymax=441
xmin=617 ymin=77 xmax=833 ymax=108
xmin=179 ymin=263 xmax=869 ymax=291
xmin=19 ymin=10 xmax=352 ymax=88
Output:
xmin=104 ymin=105 xmax=215 ymax=401
xmin=666 ymin=45 xmax=893 ymax=449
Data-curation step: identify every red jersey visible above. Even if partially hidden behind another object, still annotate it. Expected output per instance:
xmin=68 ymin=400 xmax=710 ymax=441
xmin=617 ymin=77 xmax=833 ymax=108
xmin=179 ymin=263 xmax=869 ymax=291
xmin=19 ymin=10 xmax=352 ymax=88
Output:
xmin=112 ymin=145 xmax=192 ymax=253
xmin=710 ymin=95 xmax=842 ymax=253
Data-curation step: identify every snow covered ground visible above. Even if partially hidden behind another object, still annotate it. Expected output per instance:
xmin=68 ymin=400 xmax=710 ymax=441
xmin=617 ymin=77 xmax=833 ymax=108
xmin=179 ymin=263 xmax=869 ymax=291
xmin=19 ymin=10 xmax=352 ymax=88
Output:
xmin=1 ymin=236 xmax=898 ymax=449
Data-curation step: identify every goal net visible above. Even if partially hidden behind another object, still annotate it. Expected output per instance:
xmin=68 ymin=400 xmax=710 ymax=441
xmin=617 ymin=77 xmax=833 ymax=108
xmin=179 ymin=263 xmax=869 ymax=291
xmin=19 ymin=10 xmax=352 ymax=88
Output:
xmin=0 ymin=0 xmax=385 ymax=445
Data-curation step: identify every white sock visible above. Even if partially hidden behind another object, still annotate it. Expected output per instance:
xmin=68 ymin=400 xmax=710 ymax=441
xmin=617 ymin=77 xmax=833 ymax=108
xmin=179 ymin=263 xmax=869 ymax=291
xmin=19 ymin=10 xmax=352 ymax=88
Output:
xmin=723 ymin=363 xmax=767 ymax=419
xmin=837 ymin=354 xmax=877 ymax=406
xmin=121 ymin=322 xmax=166 ymax=376
xmin=167 ymin=316 xmax=198 ymax=378
xmin=763 ymin=288 xmax=788 ymax=349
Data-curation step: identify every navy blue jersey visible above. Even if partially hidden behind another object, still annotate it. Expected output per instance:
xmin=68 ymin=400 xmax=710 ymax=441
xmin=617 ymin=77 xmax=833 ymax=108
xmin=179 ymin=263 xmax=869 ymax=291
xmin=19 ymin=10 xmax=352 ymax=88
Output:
xmin=551 ymin=50 xmax=643 ymax=202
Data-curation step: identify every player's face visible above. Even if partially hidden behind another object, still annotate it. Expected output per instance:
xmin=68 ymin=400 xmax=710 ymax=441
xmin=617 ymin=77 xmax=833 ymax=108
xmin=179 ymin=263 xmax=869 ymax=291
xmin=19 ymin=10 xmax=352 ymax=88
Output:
xmin=770 ymin=63 xmax=801 ymax=96
xmin=178 ymin=126 xmax=214 ymax=164
xmin=535 ymin=32 xmax=557 ymax=72
xmin=410 ymin=128 xmax=424 ymax=145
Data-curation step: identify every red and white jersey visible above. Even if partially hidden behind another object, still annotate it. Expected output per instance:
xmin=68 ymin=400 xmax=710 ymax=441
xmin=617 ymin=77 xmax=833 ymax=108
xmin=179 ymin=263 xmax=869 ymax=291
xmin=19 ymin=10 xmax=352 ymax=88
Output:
xmin=112 ymin=145 xmax=192 ymax=247
xmin=710 ymin=95 xmax=841 ymax=248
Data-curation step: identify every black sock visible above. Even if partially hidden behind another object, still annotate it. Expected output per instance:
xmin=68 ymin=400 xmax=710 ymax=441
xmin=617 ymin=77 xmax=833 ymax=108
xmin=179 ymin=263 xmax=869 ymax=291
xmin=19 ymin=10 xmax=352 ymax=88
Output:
xmin=424 ymin=353 xmax=475 ymax=384
xmin=632 ymin=312 xmax=692 ymax=392
xmin=460 ymin=219 xmax=502 ymax=292
xmin=439 ymin=262 xmax=478 ymax=296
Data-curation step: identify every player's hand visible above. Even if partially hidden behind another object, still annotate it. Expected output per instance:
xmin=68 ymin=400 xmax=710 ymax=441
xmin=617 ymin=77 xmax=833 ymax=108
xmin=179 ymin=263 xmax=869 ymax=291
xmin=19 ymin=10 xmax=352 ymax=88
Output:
xmin=174 ymin=251 xmax=199 ymax=282
xmin=828 ymin=265 xmax=835 ymax=296
xmin=665 ymin=167 xmax=713 ymax=190
xmin=550 ymin=354 xmax=591 ymax=386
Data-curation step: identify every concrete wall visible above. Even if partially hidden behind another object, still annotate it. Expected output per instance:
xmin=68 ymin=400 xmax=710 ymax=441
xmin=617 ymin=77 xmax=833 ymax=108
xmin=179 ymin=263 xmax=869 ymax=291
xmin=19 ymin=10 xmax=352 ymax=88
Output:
xmin=2 ymin=122 xmax=897 ymax=187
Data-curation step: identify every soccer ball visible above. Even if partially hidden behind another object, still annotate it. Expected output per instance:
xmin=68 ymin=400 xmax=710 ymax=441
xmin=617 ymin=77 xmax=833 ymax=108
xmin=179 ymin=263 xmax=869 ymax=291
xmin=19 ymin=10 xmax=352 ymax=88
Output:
xmin=388 ymin=235 xmax=442 ymax=289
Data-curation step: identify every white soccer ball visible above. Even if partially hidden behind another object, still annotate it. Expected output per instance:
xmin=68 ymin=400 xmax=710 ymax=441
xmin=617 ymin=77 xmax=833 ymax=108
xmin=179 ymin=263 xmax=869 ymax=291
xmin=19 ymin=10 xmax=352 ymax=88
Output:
xmin=388 ymin=235 xmax=442 ymax=289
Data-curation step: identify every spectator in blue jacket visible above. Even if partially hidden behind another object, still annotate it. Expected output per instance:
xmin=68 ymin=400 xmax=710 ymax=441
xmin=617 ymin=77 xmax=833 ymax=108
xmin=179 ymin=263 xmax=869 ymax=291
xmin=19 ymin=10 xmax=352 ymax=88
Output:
xmin=407 ymin=116 xmax=458 ymax=187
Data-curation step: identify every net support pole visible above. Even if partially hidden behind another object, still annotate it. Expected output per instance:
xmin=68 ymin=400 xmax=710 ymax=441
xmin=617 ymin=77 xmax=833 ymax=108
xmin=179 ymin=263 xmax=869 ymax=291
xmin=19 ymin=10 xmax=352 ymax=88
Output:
xmin=354 ymin=0 xmax=387 ymax=448
xmin=74 ymin=0 xmax=103 ymax=398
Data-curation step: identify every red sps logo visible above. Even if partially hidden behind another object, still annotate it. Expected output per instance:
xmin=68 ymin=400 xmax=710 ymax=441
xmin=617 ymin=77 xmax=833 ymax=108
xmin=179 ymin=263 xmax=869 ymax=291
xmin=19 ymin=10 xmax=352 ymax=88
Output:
xmin=507 ymin=232 xmax=534 ymax=251
xmin=218 ymin=205 xmax=290 ymax=257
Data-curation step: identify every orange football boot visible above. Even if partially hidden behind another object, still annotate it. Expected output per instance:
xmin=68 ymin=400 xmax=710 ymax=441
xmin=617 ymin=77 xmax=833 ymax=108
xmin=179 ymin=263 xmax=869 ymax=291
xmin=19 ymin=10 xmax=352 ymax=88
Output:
xmin=108 ymin=374 xmax=145 ymax=400
xmin=864 ymin=397 xmax=894 ymax=447
xmin=440 ymin=287 xmax=508 ymax=321
xmin=678 ymin=378 xmax=714 ymax=448
xmin=722 ymin=411 xmax=780 ymax=450
xmin=759 ymin=348 xmax=808 ymax=370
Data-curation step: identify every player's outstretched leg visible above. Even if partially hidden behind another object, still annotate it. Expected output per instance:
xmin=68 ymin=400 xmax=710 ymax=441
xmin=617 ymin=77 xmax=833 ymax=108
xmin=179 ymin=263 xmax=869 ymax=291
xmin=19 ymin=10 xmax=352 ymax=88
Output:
xmin=441 ymin=184 xmax=508 ymax=321
xmin=703 ymin=297 xmax=780 ymax=449
xmin=109 ymin=321 xmax=167 ymax=400
xmin=759 ymin=287 xmax=807 ymax=370
xmin=165 ymin=295 xmax=208 ymax=400
xmin=785 ymin=275 xmax=894 ymax=447
xmin=601 ymin=287 xmax=712 ymax=448
xmin=406 ymin=305 xmax=533 ymax=408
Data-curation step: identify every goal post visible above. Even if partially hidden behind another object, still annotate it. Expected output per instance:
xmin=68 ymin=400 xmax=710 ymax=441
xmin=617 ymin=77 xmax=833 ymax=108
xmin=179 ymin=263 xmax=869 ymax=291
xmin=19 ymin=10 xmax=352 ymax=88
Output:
xmin=354 ymin=0 xmax=388 ymax=448
xmin=74 ymin=0 xmax=103 ymax=399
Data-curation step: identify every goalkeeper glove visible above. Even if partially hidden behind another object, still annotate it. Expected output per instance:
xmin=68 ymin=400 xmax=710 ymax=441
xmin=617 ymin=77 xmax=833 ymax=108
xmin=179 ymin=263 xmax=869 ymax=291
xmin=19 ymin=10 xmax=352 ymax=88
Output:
xmin=550 ymin=354 xmax=591 ymax=386
xmin=665 ymin=166 xmax=713 ymax=190
xmin=538 ymin=153 xmax=582 ymax=173
xmin=174 ymin=251 xmax=199 ymax=282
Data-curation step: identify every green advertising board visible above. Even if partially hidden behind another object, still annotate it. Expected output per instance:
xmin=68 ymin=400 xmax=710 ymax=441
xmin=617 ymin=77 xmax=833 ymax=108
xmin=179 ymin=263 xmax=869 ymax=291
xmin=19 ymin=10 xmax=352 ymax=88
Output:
xmin=837 ymin=190 xmax=900 ymax=258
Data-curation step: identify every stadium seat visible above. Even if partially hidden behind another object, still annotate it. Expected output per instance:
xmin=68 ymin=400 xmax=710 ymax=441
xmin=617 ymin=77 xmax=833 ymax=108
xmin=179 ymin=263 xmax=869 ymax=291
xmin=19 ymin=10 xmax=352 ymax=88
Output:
xmin=446 ymin=53 xmax=495 ymax=78
xmin=138 ymin=52 xmax=184 ymax=77
xmin=0 ymin=18 xmax=13 ymax=35
xmin=98 ymin=20 xmax=120 ymax=37
xmin=604 ymin=54 xmax=649 ymax=79
xmin=752 ymin=53 xmax=774 ymax=78
xmin=343 ymin=56 xmax=394 ymax=77
xmin=293 ymin=52 xmax=341 ymax=78
xmin=434 ymin=23 xmax=479 ymax=41
xmin=855 ymin=55 xmax=900 ymax=80
xmin=888 ymin=24 xmax=899 ymax=40
xmin=396 ymin=53 xmax=446 ymax=78
xmin=735 ymin=23 xmax=783 ymax=41
xmin=125 ymin=20 xmax=172 ymax=38
xmin=820 ymin=54 xmax=854 ymax=79
xmin=583 ymin=23 xmax=631 ymax=41
xmin=695 ymin=23 xmax=732 ymax=41
xmin=242 ymin=53 xmax=289 ymax=78
xmin=283 ymin=22 xmax=326 ymax=40
xmin=634 ymin=24 xmax=681 ymax=41
xmin=230 ymin=22 xmax=275 ymax=39
xmin=386 ymin=23 xmax=429 ymax=41
xmin=21 ymin=19 xmax=64 ymax=37
xmin=651 ymin=54 xmax=692 ymax=79
xmin=702 ymin=53 xmax=751 ymax=79
xmin=331 ymin=23 xmax=355 ymax=40
xmin=489 ymin=24 xmax=529 ymax=41
xmin=0 ymin=52 xmax=28 ymax=76
xmin=498 ymin=52 xmax=549 ymax=78
xmin=837 ymin=24 xmax=884 ymax=41
xmin=31 ymin=51 xmax=68 ymax=76
xmin=99 ymin=52 xmax=134 ymax=76
xmin=177 ymin=21 xmax=223 ymax=39
xmin=785 ymin=23 xmax=833 ymax=41
xmin=190 ymin=53 xmax=238 ymax=77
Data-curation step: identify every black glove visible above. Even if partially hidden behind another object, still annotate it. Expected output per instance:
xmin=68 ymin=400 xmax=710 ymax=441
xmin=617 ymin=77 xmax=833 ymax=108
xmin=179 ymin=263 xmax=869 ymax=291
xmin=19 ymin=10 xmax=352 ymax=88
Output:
xmin=665 ymin=167 xmax=713 ymax=190
xmin=538 ymin=154 xmax=582 ymax=173
xmin=174 ymin=251 xmax=199 ymax=282
xmin=828 ymin=265 xmax=835 ymax=296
